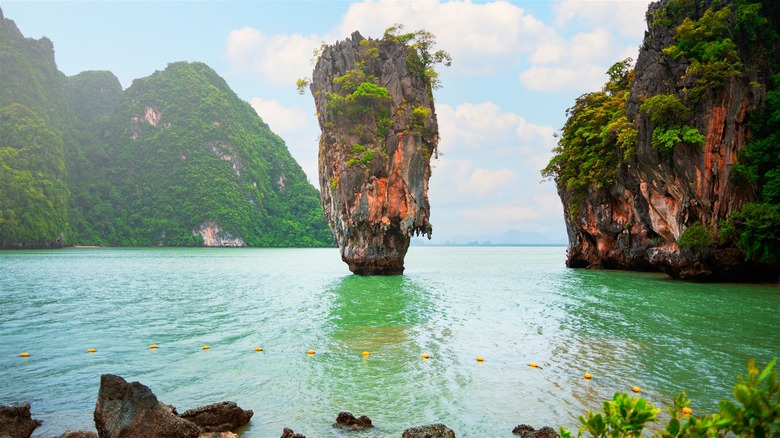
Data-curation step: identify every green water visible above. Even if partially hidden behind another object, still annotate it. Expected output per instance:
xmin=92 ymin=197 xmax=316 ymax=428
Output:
xmin=0 ymin=247 xmax=777 ymax=437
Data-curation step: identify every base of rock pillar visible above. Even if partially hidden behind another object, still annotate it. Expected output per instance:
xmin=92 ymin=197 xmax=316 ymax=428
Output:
xmin=348 ymin=260 xmax=405 ymax=276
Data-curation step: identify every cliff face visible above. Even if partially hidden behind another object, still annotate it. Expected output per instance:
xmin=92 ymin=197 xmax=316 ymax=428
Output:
xmin=310 ymin=31 xmax=438 ymax=275
xmin=558 ymin=0 xmax=780 ymax=281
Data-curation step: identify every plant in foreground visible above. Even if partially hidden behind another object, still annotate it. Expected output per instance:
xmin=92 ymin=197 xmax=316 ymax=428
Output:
xmin=560 ymin=359 xmax=779 ymax=438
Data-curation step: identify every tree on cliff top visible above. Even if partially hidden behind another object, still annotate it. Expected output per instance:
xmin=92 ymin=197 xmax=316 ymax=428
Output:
xmin=297 ymin=25 xmax=451 ymax=94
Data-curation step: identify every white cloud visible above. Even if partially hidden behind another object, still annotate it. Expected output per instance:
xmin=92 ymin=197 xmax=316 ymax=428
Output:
xmin=519 ymin=64 xmax=605 ymax=92
xmin=335 ymin=0 xmax=555 ymax=75
xmin=438 ymin=102 xmax=555 ymax=154
xmin=429 ymin=101 xmax=559 ymax=235
xmin=250 ymin=98 xmax=306 ymax=134
xmin=521 ymin=26 xmax=636 ymax=92
xmin=553 ymin=0 xmax=653 ymax=39
xmin=226 ymin=27 xmax=322 ymax=85
xmin=467 ymin=168 xmax=517 ymax=197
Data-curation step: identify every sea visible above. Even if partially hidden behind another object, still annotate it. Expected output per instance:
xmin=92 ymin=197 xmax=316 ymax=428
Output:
xmin=1 ymin=246 xmax=778 ymax=437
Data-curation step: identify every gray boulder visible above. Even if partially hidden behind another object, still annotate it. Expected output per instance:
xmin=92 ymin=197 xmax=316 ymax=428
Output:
xmin=93 ymin=374 xmax=201 ymax=438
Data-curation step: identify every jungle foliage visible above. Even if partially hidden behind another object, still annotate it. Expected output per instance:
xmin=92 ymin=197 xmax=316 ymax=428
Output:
xmin=639 ymin=94 xmax=705 ymax=154
xmin=541 ymin=58 xmax=636 ymax=203
xmin=70 ymin=62 xmax=332 ymax=247
xmin=656 ymin=0 xmax=777 ymax=101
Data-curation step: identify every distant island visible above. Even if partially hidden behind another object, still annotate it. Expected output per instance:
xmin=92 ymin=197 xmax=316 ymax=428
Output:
xmin=0 ymin=7 xmax=332 ymax=249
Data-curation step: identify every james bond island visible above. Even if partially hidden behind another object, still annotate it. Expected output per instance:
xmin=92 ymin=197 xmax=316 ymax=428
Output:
xmin=305 ymin=27 xmax=450 ymax=275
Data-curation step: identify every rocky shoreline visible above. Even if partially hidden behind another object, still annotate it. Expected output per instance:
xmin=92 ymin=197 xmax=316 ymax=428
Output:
xmin=1 ymin=374 xmax=558 ymax=438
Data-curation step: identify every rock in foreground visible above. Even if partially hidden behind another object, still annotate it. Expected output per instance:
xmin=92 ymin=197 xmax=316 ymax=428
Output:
xmin=310 ymin=29 xmax=444 ymax=275
xmin=178 ymin=401 xmax=253 ymax=432
xmin=94 ymin=374 xmax=202 ymax=438
xmin=280 ymin=427 xmax=306 ymax=438
xmin=402 ymin=423 xmax=456 ymax=438
xmin=0 ymin=403 xmax=42 ymax=438
xmin=332 ymin=411 xmax=373 ymax=431
xmin=512 ymin=424 xmax=559 ymax=438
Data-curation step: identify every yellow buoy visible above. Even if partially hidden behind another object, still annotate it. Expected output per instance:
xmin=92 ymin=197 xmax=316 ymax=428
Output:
xmin=202 ymin=345 xmax=210 ymax=350
xmin=682 ymin=407 xmax=693 ymax=415
xmin=529 ymin=362 xmax=538 ymax=368
xmin=255 ymin=347 xmax=263 ymax=352
xmin=87 ymin=348 xmax=96 ymax=353
xmin=361 ymin=351 xmax=370 ymax=357
xmin=476 ymin=357 xmax=484 ymax=362
xmin=307 ymin=349 xmax=315 ymax=355
xmin=19 ymin=352 xmax=30 ymax=357
xmin=584 ymin=373 xmax=592 ymax=379
xmin=421 ymin=353 xmax=430 ymax=359
xmin=149 ymin=344 xmax=158 ymax=349
xmin=632 ymin=386 xmax=641 ymax=393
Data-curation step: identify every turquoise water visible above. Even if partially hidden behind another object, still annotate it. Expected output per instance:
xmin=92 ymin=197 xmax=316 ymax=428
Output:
xmin=1 ymin=247 xmax=778 ymax=437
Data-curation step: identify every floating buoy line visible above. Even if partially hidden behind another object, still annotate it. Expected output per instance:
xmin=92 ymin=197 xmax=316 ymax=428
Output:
xmin=13 ymin=347 xmax=650 ymax=399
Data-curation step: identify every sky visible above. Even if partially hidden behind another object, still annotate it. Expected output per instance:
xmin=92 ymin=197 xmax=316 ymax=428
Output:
xmin=1 ymin=0 xmax=654 ymax=244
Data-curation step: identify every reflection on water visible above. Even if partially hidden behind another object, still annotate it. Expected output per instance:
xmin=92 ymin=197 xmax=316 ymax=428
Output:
xmin=324 ymin=275 xmax=430 ymax=351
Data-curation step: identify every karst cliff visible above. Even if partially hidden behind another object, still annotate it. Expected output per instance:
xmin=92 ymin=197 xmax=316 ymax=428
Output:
xmin=309 ymin=29 xmax=445 ymax=275
xmin=545 ymin=0 xmax=780 ymax=282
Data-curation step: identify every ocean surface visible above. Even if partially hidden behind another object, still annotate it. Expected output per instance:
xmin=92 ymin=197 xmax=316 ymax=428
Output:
xmin=1 ymin=246 xmax=778 ymax=437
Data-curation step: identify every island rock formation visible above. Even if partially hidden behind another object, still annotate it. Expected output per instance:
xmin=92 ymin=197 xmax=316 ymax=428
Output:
xmin=549 ymin=0 xmax=780 ymax=281
xmin=310 ymin=30 xmax=440 ymax=275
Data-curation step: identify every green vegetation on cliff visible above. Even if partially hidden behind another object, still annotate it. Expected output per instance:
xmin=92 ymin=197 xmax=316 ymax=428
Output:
xmin=727 ymin=73 xmax=780 ymax=263
xmin=541 ymin=58 xmax=636 ymax=210
xmin=0 ymin=9 xmax=332 ymax=248
xmin=0 ymin=104 xmax=68 ymax=246
xmin=544 ymin=0 xmax=779 ymax=268
xmin=0 ymin=10 xmax=71 ymax=247
xmin=71 ymin=62 xmax=332 ymax=247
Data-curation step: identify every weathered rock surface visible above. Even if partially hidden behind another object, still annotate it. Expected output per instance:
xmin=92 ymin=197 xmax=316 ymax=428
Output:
xmin=0 ymin=403 xmax=42 ymax=438
xmin=310 ymin=31 xmax=438 ymax=275
xmin=332 ymin=411 xmax=373 ymax=431
xmin=401 ymin=423 xmax=456 ymax=438
xmin=178 ymin=401 xmax=253 ymax=432
xmin=93 ymin=374 xmax=202 ymax=438
xmin=559 ymin=0 xmax=780 ymax=281
xmin=58 ymin=431 xmax=98 ymax=438
xmin=512 ymin=424 xmax=559 ymax=438
xmin=280 ymin=427 xmax=306 ymax=438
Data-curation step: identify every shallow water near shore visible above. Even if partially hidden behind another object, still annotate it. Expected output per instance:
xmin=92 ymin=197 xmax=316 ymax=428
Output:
xmin=1 ymin=246 xmax=778 ymax=437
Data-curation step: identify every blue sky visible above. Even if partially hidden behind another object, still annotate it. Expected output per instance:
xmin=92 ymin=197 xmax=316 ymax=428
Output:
xmin=2 ymin=0 xmax=654 ymax=244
